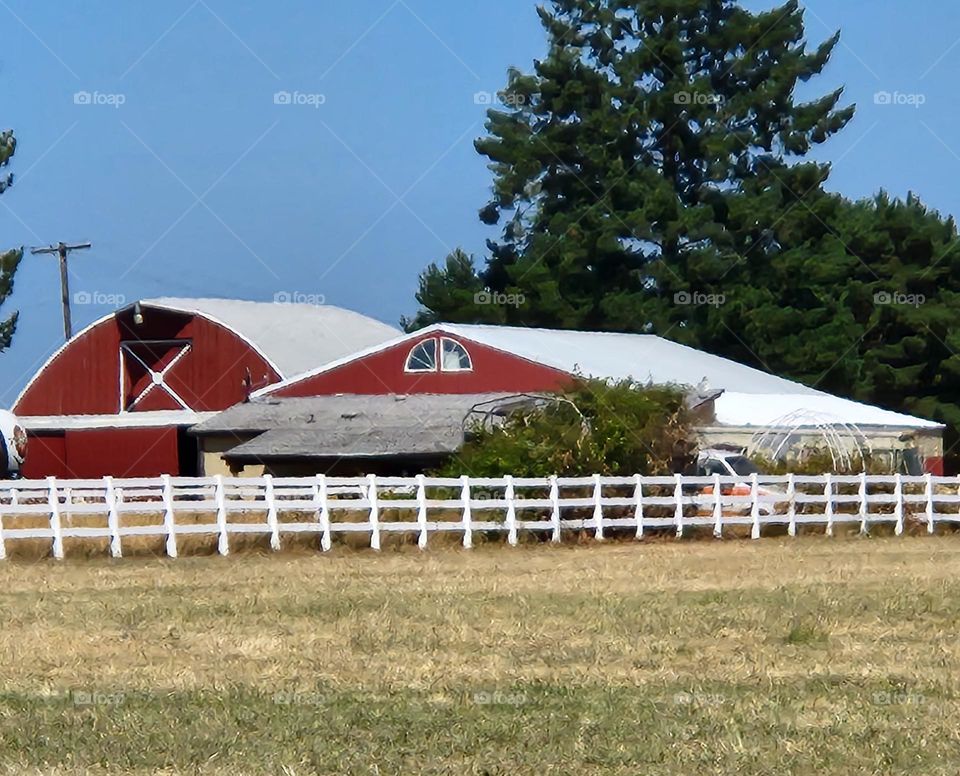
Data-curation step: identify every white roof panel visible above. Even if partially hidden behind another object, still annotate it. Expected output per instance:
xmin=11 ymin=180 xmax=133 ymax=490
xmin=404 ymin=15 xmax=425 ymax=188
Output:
xmin=715 ymin=392 xmax=942 ymax=430
xmin=443 ymin=324 xmax=821 ymax=396
xmin=442 ymin=325 xmax=939 ymax=430
xmin=143 ymin=298 xmax=400 ymax=378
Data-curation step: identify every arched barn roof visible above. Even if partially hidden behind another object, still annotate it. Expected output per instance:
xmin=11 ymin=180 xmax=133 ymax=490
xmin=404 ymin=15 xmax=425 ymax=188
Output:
xmin=141 ymin=298 xmax=400 ymax=377
xmin=13 ymin=298 xmax=400 ymax=416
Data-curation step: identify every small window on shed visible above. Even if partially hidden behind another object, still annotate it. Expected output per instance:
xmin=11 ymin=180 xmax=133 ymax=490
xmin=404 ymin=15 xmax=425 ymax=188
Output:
xmin=440 ymin=338 xmax=472 ymax=372
xmin=405 ymin=340 xmax=438 ymax=372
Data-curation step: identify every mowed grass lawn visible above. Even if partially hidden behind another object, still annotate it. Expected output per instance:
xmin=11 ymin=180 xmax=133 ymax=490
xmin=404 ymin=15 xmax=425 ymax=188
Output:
xmin=2 ymin=538 xmax=960 ymax=774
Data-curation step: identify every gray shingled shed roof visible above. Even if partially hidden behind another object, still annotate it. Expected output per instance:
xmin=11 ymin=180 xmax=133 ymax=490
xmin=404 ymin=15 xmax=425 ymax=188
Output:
xmin=142 ymin=298 xmax=400 ymax=378
xmin=227 ymin=425 xmax=466 ymax=459
xmin=192 ymin=393 xmax=543 ymax=459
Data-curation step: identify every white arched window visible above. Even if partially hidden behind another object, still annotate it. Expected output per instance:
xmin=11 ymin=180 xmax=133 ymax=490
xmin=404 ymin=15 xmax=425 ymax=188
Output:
xmin=403 ymin=337 xmax=473 ymax=373
xmin=404 ymin=339 xmax=438 ymax=372
xmin=440 ymin=337 xmax=472 ymax=372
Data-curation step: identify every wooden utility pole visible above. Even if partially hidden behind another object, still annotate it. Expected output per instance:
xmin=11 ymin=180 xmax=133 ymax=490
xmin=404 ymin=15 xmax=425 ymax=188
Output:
xmin=30 ymin=241 xmax=92 ymax=340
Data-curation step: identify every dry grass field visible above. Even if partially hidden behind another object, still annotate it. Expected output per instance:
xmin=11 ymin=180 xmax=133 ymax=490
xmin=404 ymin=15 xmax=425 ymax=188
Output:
xmin=2 ymin=537 xmax=960 ymax=774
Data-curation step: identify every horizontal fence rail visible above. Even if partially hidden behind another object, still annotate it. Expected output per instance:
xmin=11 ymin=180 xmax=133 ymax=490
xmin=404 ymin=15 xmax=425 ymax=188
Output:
xmin=0 ymin=473 xmax=957 ymax=559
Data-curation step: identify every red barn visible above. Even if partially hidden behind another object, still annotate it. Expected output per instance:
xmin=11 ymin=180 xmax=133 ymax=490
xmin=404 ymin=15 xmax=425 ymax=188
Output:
xmin=14 ymin=298 xmax=398 ymax=478
xmin=249 ymin=323 xmax=944 ymax=473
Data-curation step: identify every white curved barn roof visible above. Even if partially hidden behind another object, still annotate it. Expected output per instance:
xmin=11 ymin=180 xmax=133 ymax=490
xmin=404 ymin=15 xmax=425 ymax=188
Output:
xmin=143 ymin=298 xmax=400 ymax=377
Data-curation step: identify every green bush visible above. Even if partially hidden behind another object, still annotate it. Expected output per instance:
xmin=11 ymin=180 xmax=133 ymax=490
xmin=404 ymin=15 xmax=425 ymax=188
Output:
xmin=438 ymin=379 xmax=694 ymax=477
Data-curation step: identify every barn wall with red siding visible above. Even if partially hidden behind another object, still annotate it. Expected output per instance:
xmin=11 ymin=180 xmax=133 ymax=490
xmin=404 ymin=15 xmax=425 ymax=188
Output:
xmin=14 ymin=307 xmax=281 ymax=416
xmin=267 ymin=334 xmax=574 ymax=397
xmin=21 ymin=433 xmax=69 ymax=479
xmin=63 ymin=427 xmax=179 ymax=478
xmin=21 ymin=428 xmax=179 ymax=478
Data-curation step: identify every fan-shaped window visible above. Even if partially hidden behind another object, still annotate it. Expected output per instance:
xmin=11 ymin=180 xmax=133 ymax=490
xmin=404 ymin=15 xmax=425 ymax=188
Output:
xmin=440 ymin=338 xmax=472 ymax=372
xmin=405 ymin=340 xmax=437 ymax=372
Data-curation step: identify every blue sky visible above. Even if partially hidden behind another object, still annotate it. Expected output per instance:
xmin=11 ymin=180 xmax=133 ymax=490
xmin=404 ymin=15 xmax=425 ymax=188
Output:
xmin=2 ymin=0 xmax=959 ymax=403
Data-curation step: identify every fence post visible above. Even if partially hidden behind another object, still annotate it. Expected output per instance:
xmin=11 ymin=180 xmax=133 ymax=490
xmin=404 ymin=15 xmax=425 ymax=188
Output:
xmin=549 ymin=475 xmax=561 ymax=543
xmin=592 ymin=473 xmax=604 ymax=541
xmin=367 ymin=474 xmax=381 ymax=551
xmin=824 ymin=474 xmax=834 ymax=537
xmin=316 ymin=475 xmax=332 ymax=552
xmin=264 ymin=475 xmax=281 ymax=551
xmin=104 ymin=476 xmax=122 ymax=559
xmin=214 ymin=475 xmax=229 ymax=556
xmin=0 ymin=488 xmax=6 ymax=560
xmin=956 ymin=474 xmax=960 ymax=522
xmin=674 ymin=474 xmax=684 ymax=538
xmin=460 ymin=475 xmax=473 ymax=549
xmin=504 ymin=475 xmax=518 ymax=546
xmin=47 ymin=476 xmax=64 ymax=560
xmin=787 ymin=474 xmax=797 ymax=538
xmin=712 ymin=473 xmax=723 ymax=539
xmin=634 ymin=474 xmax=644 ymax=540
xmin=162 ymin=475 xmax=178 ymax=558
xmin=925 ymin=473 xmax=934 ymax=535
xmin=416 ymin=474 xmax=428 ymax=550
xmin=894 ymin=473 xmax=904 ymax=536
xmin=858 ymin=472 xmax=868 ymax=535
xmin=750 ymin=473 xmax=761 ymax=540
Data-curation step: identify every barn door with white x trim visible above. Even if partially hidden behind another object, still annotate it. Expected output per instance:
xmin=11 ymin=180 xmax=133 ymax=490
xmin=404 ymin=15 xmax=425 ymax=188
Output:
xmin=120 ymin=339 xmax=194 ymax=412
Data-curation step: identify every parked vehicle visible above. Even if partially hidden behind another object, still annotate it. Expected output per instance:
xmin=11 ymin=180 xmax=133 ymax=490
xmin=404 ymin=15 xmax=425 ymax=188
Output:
xmin=694 ymin=447 xmax=781 ymax=515
xmin=0 ymin=410 xmax=27 ymax=478
xmin=696 ymin=447 xmax=761 ymax=479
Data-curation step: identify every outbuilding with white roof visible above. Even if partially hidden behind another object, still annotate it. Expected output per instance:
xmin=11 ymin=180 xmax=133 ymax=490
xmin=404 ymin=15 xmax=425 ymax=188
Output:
xmin=248 ymin=322 xmax=943 ymax=474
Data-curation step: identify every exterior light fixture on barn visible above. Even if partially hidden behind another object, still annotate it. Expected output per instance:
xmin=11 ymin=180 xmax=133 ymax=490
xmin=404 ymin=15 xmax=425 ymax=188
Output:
xmin=250 ymin=323 xmax=945 ymax=474
xmin=13 ymin=298 xmax=399 ymax=478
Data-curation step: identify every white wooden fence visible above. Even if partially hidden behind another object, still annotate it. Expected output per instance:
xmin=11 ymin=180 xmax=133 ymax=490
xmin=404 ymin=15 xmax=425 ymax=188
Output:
xmin=0 ymin=473 xmax=957 ymax=559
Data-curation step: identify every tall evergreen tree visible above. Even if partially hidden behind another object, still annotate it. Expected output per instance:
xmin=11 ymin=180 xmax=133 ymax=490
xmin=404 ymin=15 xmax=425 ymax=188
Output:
xmin=0 ymin=128 xmax=21 ymax=349
xmin=414 ymin=0 xmax=853 ymax=336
